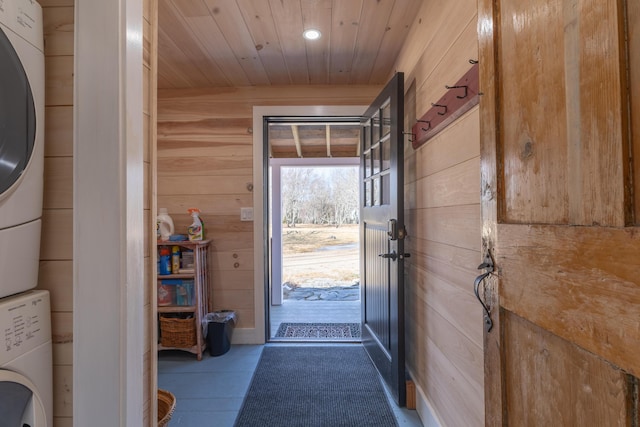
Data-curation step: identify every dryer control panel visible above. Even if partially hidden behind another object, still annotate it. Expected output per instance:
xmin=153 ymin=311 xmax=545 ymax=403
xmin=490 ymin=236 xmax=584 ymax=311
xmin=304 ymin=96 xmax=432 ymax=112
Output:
xmin=0 ymin=290 xmax=51 ymax=365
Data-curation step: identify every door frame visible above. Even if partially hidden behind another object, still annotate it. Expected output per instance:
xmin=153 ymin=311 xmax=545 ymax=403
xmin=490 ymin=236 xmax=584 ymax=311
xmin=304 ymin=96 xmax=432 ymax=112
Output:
xmin=269 ymin=156 xmax=360 ymax=307
xmin=251 ymin=106 xmax=366 ymax=343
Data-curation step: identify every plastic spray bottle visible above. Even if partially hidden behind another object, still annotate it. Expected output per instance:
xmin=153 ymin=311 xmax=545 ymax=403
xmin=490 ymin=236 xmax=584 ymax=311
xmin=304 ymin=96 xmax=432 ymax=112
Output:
xmin=187 ymin=208 xmax=204 ymax=241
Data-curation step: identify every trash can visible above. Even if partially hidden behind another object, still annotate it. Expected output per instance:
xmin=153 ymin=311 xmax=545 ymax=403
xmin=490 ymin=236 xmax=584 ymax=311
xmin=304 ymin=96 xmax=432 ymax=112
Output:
xmin=204 ymin=310 xmax=236 ymax=356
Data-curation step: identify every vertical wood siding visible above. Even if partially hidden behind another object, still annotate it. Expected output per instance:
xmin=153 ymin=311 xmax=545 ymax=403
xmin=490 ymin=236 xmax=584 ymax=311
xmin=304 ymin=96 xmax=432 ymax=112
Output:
xmin=394 ymin=1 xmax=484 ymax=426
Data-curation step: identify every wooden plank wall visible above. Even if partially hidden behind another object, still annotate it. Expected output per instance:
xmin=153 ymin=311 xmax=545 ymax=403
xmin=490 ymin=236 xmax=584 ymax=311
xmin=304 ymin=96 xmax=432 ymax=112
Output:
xmin=38 ymin=0 xmax=157 ymax=425
xmin=394 ymin=1 xmax=484 ymax=426
xmin=156 ymin=86 xmax=380 ymax=330
xmin=39 ymin=1 xmax=74 ymax=425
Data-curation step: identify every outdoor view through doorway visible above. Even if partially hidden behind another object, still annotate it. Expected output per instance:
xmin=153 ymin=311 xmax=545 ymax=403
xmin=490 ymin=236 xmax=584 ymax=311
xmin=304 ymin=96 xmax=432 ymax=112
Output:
xmin=269 ymin=162 xmax=361 ymax=341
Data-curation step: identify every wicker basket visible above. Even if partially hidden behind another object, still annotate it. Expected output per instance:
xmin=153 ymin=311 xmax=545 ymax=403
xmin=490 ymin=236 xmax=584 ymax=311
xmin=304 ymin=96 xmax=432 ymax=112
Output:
xmin=158 ymin=389 xmax=176 ymax=427
xmin=160 ymin=315 xmax=196 ymax=348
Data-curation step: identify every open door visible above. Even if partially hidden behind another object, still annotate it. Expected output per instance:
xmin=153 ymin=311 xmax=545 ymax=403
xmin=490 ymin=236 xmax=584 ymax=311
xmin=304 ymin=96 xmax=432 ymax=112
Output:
xmin=479 ymin=1 xmax=640 ymax=425
xmin=360 ymin=73 xmax=406 ymax=406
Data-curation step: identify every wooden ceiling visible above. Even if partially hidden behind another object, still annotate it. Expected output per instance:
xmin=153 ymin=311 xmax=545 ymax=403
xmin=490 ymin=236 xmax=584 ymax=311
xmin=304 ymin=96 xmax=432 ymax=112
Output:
xmin=157 ymin=0 xmax=423 ymax=157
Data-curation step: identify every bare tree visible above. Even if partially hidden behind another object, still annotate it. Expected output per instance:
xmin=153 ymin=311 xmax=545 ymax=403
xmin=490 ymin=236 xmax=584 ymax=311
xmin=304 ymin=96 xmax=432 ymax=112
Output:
xmin=281 ymin=166 xmax=359 ymax=226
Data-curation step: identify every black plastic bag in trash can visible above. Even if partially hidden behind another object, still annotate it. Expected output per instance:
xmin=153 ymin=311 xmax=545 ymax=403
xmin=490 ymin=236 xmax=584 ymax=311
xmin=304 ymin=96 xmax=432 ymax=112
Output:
xmin=203 ymin=310 xmax=236 ymax=356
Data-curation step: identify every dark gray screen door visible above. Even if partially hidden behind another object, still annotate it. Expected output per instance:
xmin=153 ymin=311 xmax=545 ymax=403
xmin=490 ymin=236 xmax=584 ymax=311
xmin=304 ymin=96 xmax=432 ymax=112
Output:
xmin=360 ymin=72 xmax=406 ymax=406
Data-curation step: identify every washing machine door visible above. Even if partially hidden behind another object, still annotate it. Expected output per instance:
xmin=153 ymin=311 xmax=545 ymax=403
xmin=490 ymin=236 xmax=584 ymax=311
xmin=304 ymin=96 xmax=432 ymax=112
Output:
xmin=0 ymin=370 xmax=46 ymax=427
xmin=0 ymin=25 xmax=37 ymax=198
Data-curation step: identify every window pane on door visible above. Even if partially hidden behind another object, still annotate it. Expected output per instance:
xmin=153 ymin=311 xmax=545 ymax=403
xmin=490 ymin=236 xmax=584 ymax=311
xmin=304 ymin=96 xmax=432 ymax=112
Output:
xmin=381 ymin=101 xmax=391 ymax=137
xmin=381 ymin=136 xmax=390 ymax=171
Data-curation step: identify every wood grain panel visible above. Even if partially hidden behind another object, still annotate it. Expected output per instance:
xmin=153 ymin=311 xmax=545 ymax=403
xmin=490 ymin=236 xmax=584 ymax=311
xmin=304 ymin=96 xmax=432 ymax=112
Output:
xmin=53 ymin=364 xmax=73 ymax=417
xmin=408 ymin=265 xmax=483 ymax=348
xmin=157 ymin=175 xmax=253 ymax=195
xmin=370 ymin=0 xmax=422 ymax=84
xmin=300 ymin=0 xmax=332 ymax=84
xmin=43 ymin=157 xmax=73 ymax=209
xmin=38 ymin=260 xmax=72 ymax=312
xmin=498 ymin=224 xmax=640 ymax=376
xmin=412 ymin=107 xmax=480 ymax=179
xmin=267 ymin=0 xmax=308 ymax=84
xmin=40 ymin=209 xmax=72 ymax=260
xmin=211 ymin=250 xmax=254 ymax=271
xmin=157 ymin=156 xmax=252 ymax=176
xmin=171 ymin=216 xmax=253 ymax=235
xmin=157 ymin=117 xmax=253 ymax=140
xmin=412 ymin=20 xmax=478 ymax=120
xmin=53 ymin=342 xmax=72 ymax=365
xmin=328 ymin=0 xmax=362 ymax=84
xmin=237 ymin=0 xmax=289 ymax=85
xmin=44 ymin=55 xmax=73 ymax=106
xmin=499 ymin=0 xmax=628 ymax=226
xmin=183 ymin=14 xmax=251 ymax=87
xmin=52 ymin=312 xmax=72 ymax=344
xmin=414 ymin=157 xmax=480 ymax=209
xmin=504 ymin=311 xmax=632 ymax=426
xmin=157 ymin=25 xmax=212 ymax=88
xmin=629 ymin=0 xmax=640 ymax=224
xmin=158 ymin=139 xmax=252 ymax=158
xmin=224 ymin=308 xmax=254 ymax=329
xmin=157 ymin=194 xmax=252 ymax=216
xmin=412 ymin=205 xmax=481 ymax=251
xmin=202 ymin=0 xmax=269 ymax=85
xmin=409 ymin=238 xmax=479 ymax=294
xmin=350 ymin=0 xmax=394 ymax=83
xmin=45 ymin=106 xmax=73 ymax=156
xmin=210 ymin=270 xmax=255 ymax=291
xmin=38 ymin=0 xmax=73 ymax=5
xmin=42 ymin=6 xmax=73 ymax=56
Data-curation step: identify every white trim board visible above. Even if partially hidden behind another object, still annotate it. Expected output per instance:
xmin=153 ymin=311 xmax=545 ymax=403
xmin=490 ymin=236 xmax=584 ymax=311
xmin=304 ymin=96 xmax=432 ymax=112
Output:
xmin=248 ymin=105 xmax=366 ymax=344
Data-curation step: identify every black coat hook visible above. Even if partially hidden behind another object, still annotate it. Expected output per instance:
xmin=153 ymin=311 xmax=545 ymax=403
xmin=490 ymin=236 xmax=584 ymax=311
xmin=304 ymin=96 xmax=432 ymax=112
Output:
xmin=445 ymin=85 xmax=468 ymax=99
xmin=402 ymin=131 xmax=415 ymax=143
xmin=431 ymin=103 xmax=447 ymax=115
xmin=469 ymin=59 xmax=478 ymax=64
xmin=417 ymin=119 xmax=430 ymax=131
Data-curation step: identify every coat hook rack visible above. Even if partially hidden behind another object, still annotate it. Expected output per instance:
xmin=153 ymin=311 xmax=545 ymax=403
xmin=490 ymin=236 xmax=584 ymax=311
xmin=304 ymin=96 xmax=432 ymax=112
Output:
xmin=445 ymin=84 xmax=468 ymax=99
xmin=410 ymin=62 xmax=480 ymax=149
xmin=431 ymin=103 xmax=447 ymax=115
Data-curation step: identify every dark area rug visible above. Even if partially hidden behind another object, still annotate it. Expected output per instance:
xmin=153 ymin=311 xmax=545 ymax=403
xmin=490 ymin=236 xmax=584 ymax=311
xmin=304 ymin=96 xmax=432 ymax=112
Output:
xmin=234 ymin=346 xmax=398 ymax=427
xmin=274 ymin=322 xmax=361 ymax=339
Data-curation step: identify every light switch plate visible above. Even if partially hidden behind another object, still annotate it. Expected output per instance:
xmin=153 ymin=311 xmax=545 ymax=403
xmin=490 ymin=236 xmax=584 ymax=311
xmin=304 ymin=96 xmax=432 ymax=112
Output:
xmin=240 ymin=207 xmax=254 ymax=221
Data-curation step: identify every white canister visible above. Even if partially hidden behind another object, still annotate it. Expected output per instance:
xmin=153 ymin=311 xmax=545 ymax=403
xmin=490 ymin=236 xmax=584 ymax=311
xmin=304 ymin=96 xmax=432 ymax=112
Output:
xmin=157 ymin=208 xmax=174 ymax=240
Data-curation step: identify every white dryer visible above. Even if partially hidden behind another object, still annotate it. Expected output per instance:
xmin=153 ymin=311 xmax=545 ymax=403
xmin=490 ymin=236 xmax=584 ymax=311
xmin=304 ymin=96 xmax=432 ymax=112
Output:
xmin=0 ymin=290 xmax=52 ymax=426
xmin=0 ymin=0 xmax=45 ymax=299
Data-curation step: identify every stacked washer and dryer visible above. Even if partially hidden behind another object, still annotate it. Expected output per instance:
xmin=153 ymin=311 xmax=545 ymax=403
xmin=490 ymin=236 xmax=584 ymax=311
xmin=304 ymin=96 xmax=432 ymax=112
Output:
xmin=0 ymin=0 xmax=53 ymax=426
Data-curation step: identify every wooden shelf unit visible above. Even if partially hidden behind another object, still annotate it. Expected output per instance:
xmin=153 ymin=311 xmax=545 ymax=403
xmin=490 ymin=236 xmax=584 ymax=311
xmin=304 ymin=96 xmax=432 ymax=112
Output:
xmin=157 ymin=239 xmax=210 ymax=360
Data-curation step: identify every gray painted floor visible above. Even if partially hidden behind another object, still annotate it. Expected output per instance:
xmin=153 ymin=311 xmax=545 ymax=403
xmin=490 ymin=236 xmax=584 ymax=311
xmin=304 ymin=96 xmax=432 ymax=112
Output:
xmin=158 ymin=344 xmax=423 ymax=426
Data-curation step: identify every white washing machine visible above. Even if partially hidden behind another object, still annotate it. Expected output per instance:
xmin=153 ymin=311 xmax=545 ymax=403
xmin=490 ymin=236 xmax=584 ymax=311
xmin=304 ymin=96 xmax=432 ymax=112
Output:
xmin=0 ymin=0 xmax=45 ymax=299
xmin=0 ymin=290 xmax=52 ymax=426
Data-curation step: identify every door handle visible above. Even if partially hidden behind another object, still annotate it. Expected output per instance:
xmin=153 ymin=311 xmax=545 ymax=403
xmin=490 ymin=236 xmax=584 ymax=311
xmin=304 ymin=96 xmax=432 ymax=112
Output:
xmin=378 ymin=251 xmax=411 ymax=261
xmin=474 ymin=254 xmax=494 ymax=332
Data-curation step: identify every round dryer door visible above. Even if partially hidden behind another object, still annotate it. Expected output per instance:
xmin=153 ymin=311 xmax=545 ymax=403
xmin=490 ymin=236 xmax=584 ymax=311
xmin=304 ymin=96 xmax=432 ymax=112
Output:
xmin=0 ymin=25 xmax=37 ymax=197
xmin=0 ymin=370 xmax=46 ymax=427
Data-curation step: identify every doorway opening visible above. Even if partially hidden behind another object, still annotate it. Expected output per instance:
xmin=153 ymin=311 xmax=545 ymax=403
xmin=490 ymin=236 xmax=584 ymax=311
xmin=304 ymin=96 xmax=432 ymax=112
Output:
xmin=265 ymin=117 xmax=362 ymax=342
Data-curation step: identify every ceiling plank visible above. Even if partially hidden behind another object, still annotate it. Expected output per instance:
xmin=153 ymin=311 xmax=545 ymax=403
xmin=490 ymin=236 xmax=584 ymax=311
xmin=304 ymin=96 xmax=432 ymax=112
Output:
xmin=202 ymin=0 xmax=271 ymax=85
xmin=159 ymin=0 xmax=231 ymax=86
xmin=301 ymin=0 xmax=332 ymax=84
xmin=291 ymin=125 xmax=303 ymax=158
xmin=369 ymin=0 xmax=422 ymax=84
xmin=157 ymin=25 xmax=212 ymax=87
xmin=184 ymin=15 xmax=252 ymax=87
xmin=329 ymin=0 xmax=363 ymax=84
xmin=237 ymin=0 xmax=291 ymax=85
xmin=268 ymin=0 xmax=309 ymax=84
xmin=351 ymin=0 xmax=396 ymax=83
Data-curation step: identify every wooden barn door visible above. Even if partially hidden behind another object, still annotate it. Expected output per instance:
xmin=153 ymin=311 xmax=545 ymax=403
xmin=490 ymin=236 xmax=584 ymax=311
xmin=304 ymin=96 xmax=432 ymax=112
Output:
xmin=479 ymin=0 xmax=640 ymax=425
xmin=360 ymin=73 xmax=406 ymax=406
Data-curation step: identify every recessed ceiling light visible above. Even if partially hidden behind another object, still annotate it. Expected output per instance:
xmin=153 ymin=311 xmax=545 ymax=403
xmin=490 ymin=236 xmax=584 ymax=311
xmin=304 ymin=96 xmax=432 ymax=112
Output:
xmin=303 ymin=29 xmax=321 ymax=40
